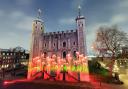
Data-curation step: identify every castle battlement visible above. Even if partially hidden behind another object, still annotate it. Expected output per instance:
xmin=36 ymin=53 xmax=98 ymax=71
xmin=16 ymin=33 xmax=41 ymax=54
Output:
xmin=43 ymin=30 xmax=77 ymax=36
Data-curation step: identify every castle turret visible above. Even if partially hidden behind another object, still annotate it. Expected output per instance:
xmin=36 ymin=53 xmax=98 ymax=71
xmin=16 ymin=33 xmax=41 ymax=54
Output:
xmin=28 ymin=9 xmax=44 ymax=79
xmin=31 ymin=9 xmax=44 ymax=58
xmin=76 ymin=5 xmax=86 ymax=55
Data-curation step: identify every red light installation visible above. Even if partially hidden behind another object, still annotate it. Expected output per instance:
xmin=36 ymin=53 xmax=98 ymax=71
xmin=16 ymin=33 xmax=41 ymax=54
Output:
xmin=27 ymin=52 xmax=90 ymax=82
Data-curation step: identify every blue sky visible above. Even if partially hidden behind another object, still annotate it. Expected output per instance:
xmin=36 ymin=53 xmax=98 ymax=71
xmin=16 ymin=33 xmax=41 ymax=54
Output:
xmin=0 ymin=0 xmax=128 ymax=55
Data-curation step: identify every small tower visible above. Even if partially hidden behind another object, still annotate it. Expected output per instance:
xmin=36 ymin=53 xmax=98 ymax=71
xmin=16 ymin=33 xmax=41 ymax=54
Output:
xmin=76 ymin=5 xmax=87 ymax=56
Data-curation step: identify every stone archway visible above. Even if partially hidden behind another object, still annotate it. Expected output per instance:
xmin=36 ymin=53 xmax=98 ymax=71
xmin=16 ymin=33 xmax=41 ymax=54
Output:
xmin=44 ymin=52 xmax=47 ymax=58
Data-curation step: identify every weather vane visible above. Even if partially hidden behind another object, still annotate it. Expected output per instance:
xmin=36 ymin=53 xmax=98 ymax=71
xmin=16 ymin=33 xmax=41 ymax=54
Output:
xmin=37 ymin=8 xmax=42 ymax=19
xmin=78 ymin=5 xmax=81 ymax=17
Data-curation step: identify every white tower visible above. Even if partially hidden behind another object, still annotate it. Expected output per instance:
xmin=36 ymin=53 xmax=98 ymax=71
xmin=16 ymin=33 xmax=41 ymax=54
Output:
xmin=76 ymin=5 xmax=87 ymax=56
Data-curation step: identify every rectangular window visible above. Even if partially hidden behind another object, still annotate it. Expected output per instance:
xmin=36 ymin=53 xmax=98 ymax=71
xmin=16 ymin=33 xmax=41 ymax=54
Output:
xmin=3 ymin=53 xmax=5 ymax=55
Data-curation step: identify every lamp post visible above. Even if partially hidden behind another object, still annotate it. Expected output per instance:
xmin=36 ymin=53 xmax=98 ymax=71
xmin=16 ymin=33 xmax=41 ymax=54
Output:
xmin=112 ymin=60 xmax=120 ymax=81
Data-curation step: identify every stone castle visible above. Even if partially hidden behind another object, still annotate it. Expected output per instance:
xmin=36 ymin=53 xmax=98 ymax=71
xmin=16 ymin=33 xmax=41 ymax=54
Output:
xmin=31 ymin=6 xmax=86 ymax=59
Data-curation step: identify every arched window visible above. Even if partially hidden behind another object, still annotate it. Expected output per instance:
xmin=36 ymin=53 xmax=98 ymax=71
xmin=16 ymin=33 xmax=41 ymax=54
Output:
xmin=44 ymin=52 xmax=47 ymax=58
xmin=44 ymin=43 xmax=46 ymax=47
xmin=53 ymin=43 xmax=55 ymax=47
xmin=63 ymin=42 xmax=66 ymax=47
xmin=63 ymin=51 xmax=66 ymax=58
xmin=73 ymin=51 xmax=76 ymax=58
xmin=73 ymin=42 xmax=76 ymax=45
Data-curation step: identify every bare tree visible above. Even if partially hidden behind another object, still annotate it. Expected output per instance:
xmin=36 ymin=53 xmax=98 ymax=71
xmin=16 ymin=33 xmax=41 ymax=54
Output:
xmin=93 ymin=25 xmax=128 ymax=75
xmin=93 ymin=25 xmax=128 ymax=59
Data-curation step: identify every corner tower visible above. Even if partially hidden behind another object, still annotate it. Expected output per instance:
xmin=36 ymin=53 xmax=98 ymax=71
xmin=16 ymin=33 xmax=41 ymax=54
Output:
xmin=31 ymin=9 xmax=44 ymax=58
xmin=76 ymin=5 xmax=87 ymax=56
xmin=28 ymin=9 xmax=44 ymax=79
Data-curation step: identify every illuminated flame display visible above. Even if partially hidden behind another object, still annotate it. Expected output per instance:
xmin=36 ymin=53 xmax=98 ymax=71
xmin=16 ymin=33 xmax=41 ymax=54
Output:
xmin=27 ymin=52 xmax=90 ymax=82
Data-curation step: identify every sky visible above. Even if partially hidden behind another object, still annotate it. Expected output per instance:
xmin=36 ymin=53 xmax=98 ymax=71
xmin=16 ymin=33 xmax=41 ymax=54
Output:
xmin=0 ymin=0 xmax=128 ymax=55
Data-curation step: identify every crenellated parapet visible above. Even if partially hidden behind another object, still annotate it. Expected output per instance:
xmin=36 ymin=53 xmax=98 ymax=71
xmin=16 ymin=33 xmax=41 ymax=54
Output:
xmin=43 ymin=30 xmax=77 ymax=36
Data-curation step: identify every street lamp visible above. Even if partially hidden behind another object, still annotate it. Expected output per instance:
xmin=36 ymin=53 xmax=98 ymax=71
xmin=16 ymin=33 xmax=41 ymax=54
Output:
xmin=112 ymin=60 xmax=120 ymax=81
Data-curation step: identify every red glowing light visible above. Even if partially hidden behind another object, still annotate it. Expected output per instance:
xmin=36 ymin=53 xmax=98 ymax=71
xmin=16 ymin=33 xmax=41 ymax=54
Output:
xmin=4 ymin=81 xmax=15 ymax=85
xmin=3 ymin=79 xmax=31 ymax=85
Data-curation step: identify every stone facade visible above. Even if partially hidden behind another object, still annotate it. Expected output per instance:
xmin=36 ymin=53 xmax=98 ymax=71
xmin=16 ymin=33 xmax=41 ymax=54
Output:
xmin=31 ymin=9 xmax=86 ymax=59
xmin=42 ymin=30 xmax=78 ymax=58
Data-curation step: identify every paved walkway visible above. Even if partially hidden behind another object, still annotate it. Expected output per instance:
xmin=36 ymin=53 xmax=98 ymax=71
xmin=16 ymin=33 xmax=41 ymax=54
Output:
xmin=0 ymin=79 xmax=127 ymax=89
xmin=0 ymin=73 xmax=128 ymax=89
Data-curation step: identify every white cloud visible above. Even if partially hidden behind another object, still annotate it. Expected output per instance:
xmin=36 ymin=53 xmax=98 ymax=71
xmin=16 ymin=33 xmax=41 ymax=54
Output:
xmin=15 ymin=0 xmax=33 ymax=5
xmin=10 ymin=11 xmax=24 ymax=19
xmin=7 ymin=32 xmax=17 ymax=37
xmin=119 ymin=0 xmax=128 ymax=8
xmin=111 ymin=14 xmax=128 ymax=24
xmin=71 ymin=0 xmax=85 ymax=9
xmin=7 ymin=11 xmax=33 ymax=31
xmin=0 ymin=10 xmax=33 ymax=49
xmin=58 ymin=18 xmax=75 ymax=25
xmin=0 ymin=10 xmax=4 ymax=16
xmin=16 ymin=17 xmax=33 ymax=31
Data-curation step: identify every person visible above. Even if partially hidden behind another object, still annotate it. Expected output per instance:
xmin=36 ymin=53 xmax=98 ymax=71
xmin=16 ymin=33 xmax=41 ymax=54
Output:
xmin=115 ymin=72 xmax=119 ymax=81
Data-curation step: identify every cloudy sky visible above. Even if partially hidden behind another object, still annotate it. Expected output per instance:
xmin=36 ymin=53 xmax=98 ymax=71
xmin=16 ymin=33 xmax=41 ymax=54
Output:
xmin=0 ymin=0 xmax=128 ymax=55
